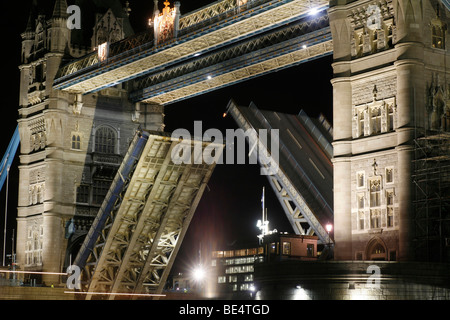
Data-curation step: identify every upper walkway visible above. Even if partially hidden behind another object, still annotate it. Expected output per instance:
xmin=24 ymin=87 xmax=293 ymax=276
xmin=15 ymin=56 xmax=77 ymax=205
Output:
xmin=53 ymin=0 xmax=330 ymax=102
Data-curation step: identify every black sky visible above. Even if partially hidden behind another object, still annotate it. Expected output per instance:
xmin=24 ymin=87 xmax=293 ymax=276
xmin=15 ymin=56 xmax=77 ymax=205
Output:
xmin=0 ymin=0 xmax=333 ymax=272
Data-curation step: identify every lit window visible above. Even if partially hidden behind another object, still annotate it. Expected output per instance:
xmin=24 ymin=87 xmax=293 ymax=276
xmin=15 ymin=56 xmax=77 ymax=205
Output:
xmin=306 ymin=244 xmax=314 ymax=257
xmin=432 ymin=25 xmax=445 ymax=49
xmin=282 ymin=242 xmax=291 ymax=255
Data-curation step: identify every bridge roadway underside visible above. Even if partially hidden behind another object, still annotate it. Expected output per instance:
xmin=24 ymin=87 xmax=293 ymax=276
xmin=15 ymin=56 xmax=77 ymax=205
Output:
xmin=227 ymin=100 xmax=334 ymax=245
xmin=54 ymin=0 xmax=331 ymax=104
xmin=130 ymin=18 xmax=332 ymax=105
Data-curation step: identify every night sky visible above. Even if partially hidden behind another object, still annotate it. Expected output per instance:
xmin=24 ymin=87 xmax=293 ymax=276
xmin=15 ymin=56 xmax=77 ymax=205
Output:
xmin=0 ymin=0 xmax=333 ymax=273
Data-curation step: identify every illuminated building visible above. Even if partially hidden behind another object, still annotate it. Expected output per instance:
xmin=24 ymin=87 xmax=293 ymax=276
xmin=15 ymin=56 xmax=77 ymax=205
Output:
xmin=208 ymin=233 xmax=319 ymax=299
xmin=329 ymin=0 xmax=450 ymax=263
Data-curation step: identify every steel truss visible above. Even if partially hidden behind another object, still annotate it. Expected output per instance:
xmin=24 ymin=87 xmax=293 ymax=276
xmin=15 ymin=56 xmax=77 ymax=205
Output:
xmin=227 ymin=100 xmax=333 ymax=245
xmin=130 ymin=14 xmax=331 ymax=105
xmin=74 ymin=130 xmax=222 ymax=299
xmin=53 ymin=0 xmax=329 ymax=94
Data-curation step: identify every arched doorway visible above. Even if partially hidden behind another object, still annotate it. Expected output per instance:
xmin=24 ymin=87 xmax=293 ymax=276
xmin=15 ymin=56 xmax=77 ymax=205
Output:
xmin=365 ymin=237 xmax=387 ymax=261
xmin=64 ymin=234 xmax=85 ymax=270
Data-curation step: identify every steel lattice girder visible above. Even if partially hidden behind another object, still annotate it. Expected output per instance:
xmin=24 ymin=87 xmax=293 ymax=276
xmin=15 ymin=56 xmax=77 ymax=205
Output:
xmin=226 ymin=100 xmax=333 ymax=245
xmin=76 ymin=131 xmax=222 ymax=299
xmin=53 ymin=0 xmax=329 ymax=94
xmin=130 ymin=14 xmax=331 ymax=105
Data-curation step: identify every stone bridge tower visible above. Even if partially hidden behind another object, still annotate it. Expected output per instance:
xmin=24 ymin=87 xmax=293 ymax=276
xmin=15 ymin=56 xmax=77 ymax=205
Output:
xmin=329 ymin=0 xmax=449 ymax=262
xmin=16 ymin=0 xmax=164 ymax=285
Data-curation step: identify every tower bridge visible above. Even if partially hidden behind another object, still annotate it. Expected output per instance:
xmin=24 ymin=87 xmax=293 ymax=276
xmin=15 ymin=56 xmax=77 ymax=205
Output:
xmin=6 ymin=0 xmax=450 ymax=300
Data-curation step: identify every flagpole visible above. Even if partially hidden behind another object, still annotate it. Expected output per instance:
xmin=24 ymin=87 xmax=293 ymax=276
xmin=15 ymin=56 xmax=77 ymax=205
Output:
xmin=262 ymin=187 xmax=265 ymax=236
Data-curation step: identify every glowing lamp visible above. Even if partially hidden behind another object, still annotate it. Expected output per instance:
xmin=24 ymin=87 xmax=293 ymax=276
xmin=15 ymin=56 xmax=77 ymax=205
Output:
xmin=193 ymin=266 xmax=206 ymax=282
xmin=309 ymin=7 xmax=319 ymax=15
xmin=326 ymin=223 xmax=333 ymax=233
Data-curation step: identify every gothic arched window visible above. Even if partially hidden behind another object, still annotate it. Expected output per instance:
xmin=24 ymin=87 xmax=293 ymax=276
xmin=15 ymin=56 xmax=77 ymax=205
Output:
xmin=95 ymin=126 xmax=116 ymax=154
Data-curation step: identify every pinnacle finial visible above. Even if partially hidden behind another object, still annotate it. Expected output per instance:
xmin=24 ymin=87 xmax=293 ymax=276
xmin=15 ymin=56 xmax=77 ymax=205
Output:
xmin=52 ymin=0 xmax=68 ymax=19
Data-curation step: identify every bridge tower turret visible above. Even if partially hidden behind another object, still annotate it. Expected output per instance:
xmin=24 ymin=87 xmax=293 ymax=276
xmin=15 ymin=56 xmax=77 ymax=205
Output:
xmin=329 ymin=0 xmax=449 ymax=262
xmin=15 ymin=0 xmax=165 ymax=286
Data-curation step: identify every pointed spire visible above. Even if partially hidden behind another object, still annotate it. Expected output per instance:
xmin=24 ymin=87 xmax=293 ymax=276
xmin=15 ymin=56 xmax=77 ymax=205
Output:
xmin=24 ymin=0 xmax=38 ymax=33
xmin=52 ymin=0 xmax=68 ymax=19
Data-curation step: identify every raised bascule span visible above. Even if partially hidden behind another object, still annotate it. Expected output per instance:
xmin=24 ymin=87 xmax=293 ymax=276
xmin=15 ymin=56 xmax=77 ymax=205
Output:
xmin=226 ymin=100 xmax=333 ymax=247
xmin=74 ymin=130 xmax=222 ymax=299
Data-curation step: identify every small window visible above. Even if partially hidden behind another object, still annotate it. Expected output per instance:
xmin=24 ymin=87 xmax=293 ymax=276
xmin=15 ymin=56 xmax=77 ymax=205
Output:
xmin=72 ymin=134 xmax=81 ymax=150
xmin=386 ymin=167 xmax=394 ymax=183
xmin=306 ymin=244 xmax=314 ymax=257
xmin=386 ymin=190 xmax=395 ymax=227
xmin=370 ymin=209 xmax=381 ymax=229
xmin=357 ymin=194 xmax=365 ymax=209
xmin=370 ymin=107 xmax=382 ymax=134
xmin=357 ymin=172 xmax=365 ymax=188
xmin=387 ymin=207 xmax=394 ymax=227
xmin=359 ymin=211 xmax=365 ymax=230
xmin=388 ymin=105 xmax=395 ymax=131
xmin=282 ymin=242 xmax=291 ymax=255
xmin=359 ymin=111 xmax=365 ymax=137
